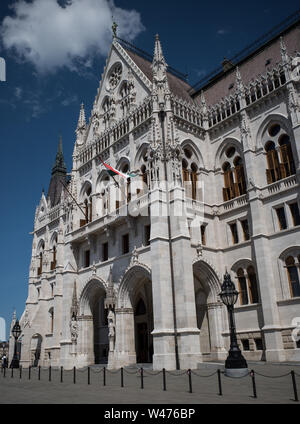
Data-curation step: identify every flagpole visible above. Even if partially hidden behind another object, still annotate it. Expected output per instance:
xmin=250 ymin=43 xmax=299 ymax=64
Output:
xmin=59 ymin=179 xmax=86 ymax=219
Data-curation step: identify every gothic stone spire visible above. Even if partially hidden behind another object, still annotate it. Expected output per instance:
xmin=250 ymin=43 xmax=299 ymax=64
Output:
xmin=52 ymin=136 xmax=67 ymax=175
xmin=76 ymin=103 xmax=87 ymax=145
xmin=151 ymin=34 xmax=170 ymax=105
xmin=47 ymin=136 xmax=67 ymax=208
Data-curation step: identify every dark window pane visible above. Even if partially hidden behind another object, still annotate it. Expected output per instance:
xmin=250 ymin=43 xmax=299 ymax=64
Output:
xmin=255 ymin=338 xmax=263 ymax=350
xmin=122 ymin=234 xmax=129 ymax=255
xmin=238 ymin=276 xmax=249 ymax=305
xmin=85 ymin=250 xmax=90 ymax=268
xmin=242 ymin=339 xmax=250 ymax=351
xmin=287 ymin=266 xmax=300 ymax=298
xmin=276 ymin=207 xmax=287 ymax=230
xmin=290 ymin=203 xmax=300 ymax=227
xmin=102 ymin=243 xmax=108 ymax=262
xmin=201 ymin=225 xmax=206 ymax=246
xmin=144 ymin=225 xmax=151 ymax=246
xmin=241 ymin=220 xmax=250 ymax=241
xmin=230 ymin=223 xmax=239 ymax=244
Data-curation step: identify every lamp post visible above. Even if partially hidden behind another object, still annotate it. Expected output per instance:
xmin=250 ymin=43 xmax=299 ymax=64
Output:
xmin=219 ymin=272 xmax=248 ymax=377
xmin=10 ymin=320 xmax=21 ymax=369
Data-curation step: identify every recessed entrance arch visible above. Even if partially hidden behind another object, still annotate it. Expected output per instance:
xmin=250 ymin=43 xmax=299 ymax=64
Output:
xmin=117 ymin=264 xmax=153 ymax=365
xmin=193 ymin=260 xmax=227 ymax=361
xmin=79 ymin=278 xmax=109 ymax=364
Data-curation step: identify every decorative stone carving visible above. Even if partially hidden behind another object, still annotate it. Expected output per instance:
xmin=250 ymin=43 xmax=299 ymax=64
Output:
xmin=70 ymin=316 xmax=79 ymax=343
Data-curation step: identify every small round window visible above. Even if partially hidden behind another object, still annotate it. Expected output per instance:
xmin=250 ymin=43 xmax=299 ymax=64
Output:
xmin=268 ymin=124 xmax=281 ymax=137
xmin=107 ymin=63 xmax=122 ymax=90
xmin=226 ymin=147 xmax=236 ymax=158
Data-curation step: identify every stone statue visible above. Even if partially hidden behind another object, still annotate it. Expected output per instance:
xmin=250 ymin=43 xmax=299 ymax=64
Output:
xmin=108 ymin=309 xmax=115 ymax=352
xmin=70 ymin=316 xmax=79 ymax=343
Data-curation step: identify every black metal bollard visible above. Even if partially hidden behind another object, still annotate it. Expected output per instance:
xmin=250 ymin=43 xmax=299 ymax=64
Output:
xmin=103 ymin=367 xmax=106 ymax=386
xmin=11 ymin=367 xmax=13 ymax=378
xmin=140 ymin=368 xmax=144 ymax=390
xmin=121 ymin=368 xmax=124 ymax=388
xmin=250 ymin=370 xmax=257 ymax=398
xmin=88 ymin=367 xmax=90 ymax=385
xmin=217 ymin=369 xmax=223 ymax=396
xmin=163 ymin=368 xmax=166 ymax=391
xmin=188 ymin=370 xmax=192 ymax=394
xmin=20 ymin=366 xmax=22 ymax=379
xmin=49 ymin=366 xmax=51 ymax=382
xmin=3 ymin=367 xmax=6 ymax=378
xmin=73 ymin=367 xmax=76 ymax=384
xmin=291 ymin=371 xmax=299 ymax=402
xmin=60 ymin=366 xmax=63 ymax=383
xmin=38 ymin=366 xmax=41 ymax=380
xmin=29 ymin=366 xmax=31 ymax=380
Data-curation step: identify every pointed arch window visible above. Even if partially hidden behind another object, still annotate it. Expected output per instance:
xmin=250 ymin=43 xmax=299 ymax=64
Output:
xmin=37 ymin=242 xmax=45 ymax=276
xmin=237 ymin=268 xmax=249 ymax=305
xmin=279 ymin=135 xmax=296 ymax=178
xmin=264 ymin=124 xmax=296 ymax=184
xmin=236 ymin=265 xmax=259 ymax=305
xmin=223 ymin=162 xmax=235 ymax=201
xmin=247 ymin=266 xmax=259 ymax=304
xmin=80 ymin=185 xmax=93 ymax=227
xmin=286 ymin=256 xmax=300 ymax=298
xmin=234 ymin=157 xmax=247 ymax=197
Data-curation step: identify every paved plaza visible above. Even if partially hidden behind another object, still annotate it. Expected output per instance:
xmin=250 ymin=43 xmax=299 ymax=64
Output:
xmin=0 ymin=362 xmax=299 ymax=404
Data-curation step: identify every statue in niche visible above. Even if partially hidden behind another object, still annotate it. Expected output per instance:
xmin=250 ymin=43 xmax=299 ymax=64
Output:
xmin=108 ymin=309 xmax=115 ymax=352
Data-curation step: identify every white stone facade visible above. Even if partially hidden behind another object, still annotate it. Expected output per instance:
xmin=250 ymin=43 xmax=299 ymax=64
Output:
xmin=13 ymin=24 xmax=300 ymax=370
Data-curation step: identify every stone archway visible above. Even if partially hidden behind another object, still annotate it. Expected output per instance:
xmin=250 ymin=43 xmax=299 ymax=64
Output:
xmin=193 ymin=260 xmax=227 ymax=362
xmin=79 ymin=278 xmax=108 ymax=365
xmin=115 ymin=263 xmax=153 ymax=367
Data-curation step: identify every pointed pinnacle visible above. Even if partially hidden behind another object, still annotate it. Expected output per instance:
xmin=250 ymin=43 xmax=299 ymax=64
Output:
xmin=77 ymin=103 xmax=86 ymax=129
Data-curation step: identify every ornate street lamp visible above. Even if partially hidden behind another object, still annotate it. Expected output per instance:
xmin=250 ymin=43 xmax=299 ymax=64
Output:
xmin=10 ymin=320 xmax=21 ymax=369
xmin=219 ymin=272 xmax=248 ymax=377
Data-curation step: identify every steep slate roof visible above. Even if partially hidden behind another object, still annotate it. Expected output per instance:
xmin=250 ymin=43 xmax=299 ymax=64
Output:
xmin=122 ymin=45 xmax=195 ymax=104
xmin=192 ymin=13 xmax=300 ymax=106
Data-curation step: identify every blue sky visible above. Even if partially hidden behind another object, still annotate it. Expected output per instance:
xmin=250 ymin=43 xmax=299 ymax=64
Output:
xmin=0 ymin=0 xmax=299 ymax=340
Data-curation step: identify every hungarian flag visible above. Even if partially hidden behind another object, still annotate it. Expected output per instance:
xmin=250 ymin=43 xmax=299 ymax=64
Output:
xmin=99 ymin=156 xmax=137 ymax=179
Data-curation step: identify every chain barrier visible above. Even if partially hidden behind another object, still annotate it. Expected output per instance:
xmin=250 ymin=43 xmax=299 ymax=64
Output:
xmin=254 ymin=371 xmax=291 ymax=379
xmin=166 ymin=370 xmax=188 ymax=377
xmin=90 ymin=367 xmax=103 ymax=374
xmin=191 ymin=370 xmax=218 ymax=378
xmin=123 ymin=368 xmax=139 ymax=375
xmin=224 ymin=371 xmax=250 ymax=379
xmin=143 ymin=370 xmax=163 ymax=376
xmin=77 ymin=367 xmax=88 ymax=373
xmin=106 ymin=369 xmax=121 ymax=374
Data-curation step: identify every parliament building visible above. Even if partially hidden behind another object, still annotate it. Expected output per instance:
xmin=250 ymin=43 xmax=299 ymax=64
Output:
xmin=11 ymin=13 xmax=300 ymax=370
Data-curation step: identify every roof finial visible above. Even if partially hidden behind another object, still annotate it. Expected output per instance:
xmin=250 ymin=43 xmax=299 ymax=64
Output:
xmin=112 ymin=17 xmax=118 ymax=39
xmin=77 ymin=103 xmax=86 ymax=129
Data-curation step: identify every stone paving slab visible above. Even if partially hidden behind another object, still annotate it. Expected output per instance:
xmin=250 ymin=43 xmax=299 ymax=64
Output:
xmin=0 ymin=363 xmax=299 ymax=404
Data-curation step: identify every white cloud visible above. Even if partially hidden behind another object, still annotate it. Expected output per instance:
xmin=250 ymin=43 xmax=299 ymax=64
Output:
xmin=0 ymin=0 xmax=144 ymax=73
xmin=61 ymin=94 xmax=78 ymax=106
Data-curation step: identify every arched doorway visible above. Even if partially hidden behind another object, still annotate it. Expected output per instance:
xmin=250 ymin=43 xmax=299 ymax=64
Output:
xmin=116 ymin=264 xmax=153 ymax=366
xmin=30 ymin=334 xmax=42 ymax=367
xmin=134 ymin=287 xmax=153 ymax=364
xmin=193 ymin=260 xmax=227 ymax=361
xmin=79 ymin=279 xmax=109 ymax=365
